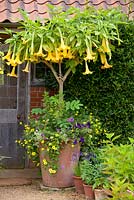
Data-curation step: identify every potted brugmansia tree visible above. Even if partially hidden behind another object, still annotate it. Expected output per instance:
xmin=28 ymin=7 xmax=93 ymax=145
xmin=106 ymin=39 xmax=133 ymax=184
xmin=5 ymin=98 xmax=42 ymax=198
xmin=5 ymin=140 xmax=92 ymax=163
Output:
xmin=2 ymin=5 xmax=126 ymax=188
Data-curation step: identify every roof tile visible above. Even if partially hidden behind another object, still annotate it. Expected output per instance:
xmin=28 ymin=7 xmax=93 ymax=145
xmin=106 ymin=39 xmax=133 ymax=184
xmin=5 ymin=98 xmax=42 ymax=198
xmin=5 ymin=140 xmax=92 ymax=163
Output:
xmin=0 ymin=0 xmax=133 ymax=23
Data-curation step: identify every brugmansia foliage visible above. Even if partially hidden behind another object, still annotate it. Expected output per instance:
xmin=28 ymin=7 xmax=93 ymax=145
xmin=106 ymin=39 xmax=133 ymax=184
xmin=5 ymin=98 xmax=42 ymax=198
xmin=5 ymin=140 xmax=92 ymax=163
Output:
xmin=3 ymin=6 xmax=126 ymax=93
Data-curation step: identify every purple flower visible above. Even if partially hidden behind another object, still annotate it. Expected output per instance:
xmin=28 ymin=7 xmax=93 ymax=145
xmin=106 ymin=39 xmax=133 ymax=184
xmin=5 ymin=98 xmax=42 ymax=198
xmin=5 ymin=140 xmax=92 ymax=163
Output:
xmin=41 ymin=133 xmax=45 ymax=138
xmin=56 ymin=128 xmax=61 ymax=132
xmin=79 ymin=137 xmax=84 ymax=143
xmin=73 ymin=139 xmax=77 ymax=145
xmin=75 ymin=123 xmax=82 ymax=129
xmin=86 ymin=122 xmax=90 ymax=128
xmin=67 ymin=117 xmax=74 ymax=123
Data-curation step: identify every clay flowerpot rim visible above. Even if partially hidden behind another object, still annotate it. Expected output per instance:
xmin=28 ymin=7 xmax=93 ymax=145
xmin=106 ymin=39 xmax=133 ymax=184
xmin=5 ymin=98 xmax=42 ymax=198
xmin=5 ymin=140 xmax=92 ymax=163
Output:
xmin=83 ymin=183 xmax=93 ymax=187
xmin=73 ymin=176 xmax=82 ymax=179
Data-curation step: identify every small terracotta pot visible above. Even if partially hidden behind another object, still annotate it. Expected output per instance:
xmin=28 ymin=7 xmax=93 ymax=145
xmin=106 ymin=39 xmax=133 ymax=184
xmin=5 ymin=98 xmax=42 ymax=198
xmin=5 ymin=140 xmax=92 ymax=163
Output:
xmin=73 ymin=176 xmax=85 ymax=194
xmin=83 ymin=184 xmax=95 ymax=200
xmin=94 ymin=189 xmax=110 ymax=200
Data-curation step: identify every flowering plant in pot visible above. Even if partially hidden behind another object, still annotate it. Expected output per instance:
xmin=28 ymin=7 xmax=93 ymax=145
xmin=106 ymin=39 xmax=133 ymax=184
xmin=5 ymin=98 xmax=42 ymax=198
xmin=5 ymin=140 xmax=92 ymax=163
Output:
xmin=17 ymin=91 xmax=92 ymax=187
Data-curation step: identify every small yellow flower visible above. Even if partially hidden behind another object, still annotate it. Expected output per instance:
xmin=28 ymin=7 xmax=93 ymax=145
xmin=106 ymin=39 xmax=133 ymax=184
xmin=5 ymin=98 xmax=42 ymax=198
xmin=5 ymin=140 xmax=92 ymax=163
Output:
xmin=41 ymin=140 xmax=45 ymax=144
xmin=43 ymin=159 xmax=48 ymax=166
xmin=52 ymin=146 xmax=57 ymax=150
xmin=36 ymin=163 xmax=40 ymax=167
xmin=25 ymin=141 xmax=28 ymax=145
xmin=72 ymin=144 xmax=74 ymax=148
xmin=47 ymin=148 xmax=49 ymax=152
xmin=19 ymin=121 xmax=23 ymax=125
xmin=49 ymin=168 xmax=56 ymax=174
xmin=31 ymin=152 xmax=36 ymax=156
xmin=55 ymin=133 xmax=59 ymax=137
xmin=41 ymin=148 xmax=45 ymax=151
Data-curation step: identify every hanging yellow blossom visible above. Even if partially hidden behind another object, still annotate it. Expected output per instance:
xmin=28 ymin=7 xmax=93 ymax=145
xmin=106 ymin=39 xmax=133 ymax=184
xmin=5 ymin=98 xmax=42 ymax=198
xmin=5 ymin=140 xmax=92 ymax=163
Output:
xmin=100 ymin=53 xmax=112 ymax=69
xmin=22 ymin=61 xmax=30 ymax=73
xmin=84 ymin=47 xmax=96 ymax=61
xmin=83 ymin=61 xmax=93 ymax=75
xmin=7 ymin=66 xmax=18 ymax=78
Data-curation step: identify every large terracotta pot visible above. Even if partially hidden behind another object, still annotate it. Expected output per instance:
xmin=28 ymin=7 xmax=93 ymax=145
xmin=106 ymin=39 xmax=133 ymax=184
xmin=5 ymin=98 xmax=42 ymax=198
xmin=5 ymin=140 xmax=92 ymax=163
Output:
xmin=73 ymin=176 xmax=85 ymax=194
xmin=40 ymin=142 xmax=80 ymax=188
xmin=83 ymin=184 xmax=95 ymax=200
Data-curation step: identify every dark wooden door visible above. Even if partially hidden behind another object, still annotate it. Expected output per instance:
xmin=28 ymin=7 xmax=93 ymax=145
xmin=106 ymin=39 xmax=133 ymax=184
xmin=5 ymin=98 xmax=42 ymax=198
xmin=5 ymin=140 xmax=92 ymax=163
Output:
xmin=0 ymin=64 xmax=29 ymax=168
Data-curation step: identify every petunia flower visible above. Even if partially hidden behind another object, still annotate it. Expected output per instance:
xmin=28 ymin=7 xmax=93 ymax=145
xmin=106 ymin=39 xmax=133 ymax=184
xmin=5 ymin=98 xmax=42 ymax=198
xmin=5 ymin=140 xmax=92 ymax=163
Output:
xmin=67 ymin=117 xmax=74 ymax=123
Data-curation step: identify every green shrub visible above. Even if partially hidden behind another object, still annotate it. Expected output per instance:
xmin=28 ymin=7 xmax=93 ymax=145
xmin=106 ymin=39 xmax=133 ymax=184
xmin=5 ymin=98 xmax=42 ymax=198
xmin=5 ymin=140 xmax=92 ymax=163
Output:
xmin=100 ymin=136 xmax=134 ymax=199
xmin=64 ymin=21 xmax=134 ymax=143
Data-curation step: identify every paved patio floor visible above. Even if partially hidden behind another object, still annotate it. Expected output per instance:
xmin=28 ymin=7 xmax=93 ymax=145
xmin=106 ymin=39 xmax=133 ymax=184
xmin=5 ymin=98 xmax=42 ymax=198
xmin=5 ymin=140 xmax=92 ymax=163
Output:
xmin=0 ymin=180 xmax=85 ymax=200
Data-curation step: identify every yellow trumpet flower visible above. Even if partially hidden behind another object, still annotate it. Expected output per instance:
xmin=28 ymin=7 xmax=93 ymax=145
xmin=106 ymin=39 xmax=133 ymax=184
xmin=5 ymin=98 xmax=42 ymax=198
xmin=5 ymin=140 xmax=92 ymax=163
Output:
xmin=84 ymin=47 xmax=96 ymax=61
xmin=83 ymin=61 xmax=93 ymax=75
xmin=15 ymin=54 xmax=22 ymax=65
xmin=7 ymin=66 xmax=18 ymax=78
xmin=34 ymin=37 xmax=45 ymax=58
xmin=100 ymin=53 xmax=112 ymax=69
xmin=22 ymin=61 xmax=30 ymax=73
xmin=45 ymin=52 xmax=53 ymax=61
xmin=101 ymin=60 xmax=112 ymax=69
xmin=0 ymin=68 xmax=4 ymax=74
xmin=3 ymin=50 xmax=12 ymax=61
xmin=102 ymin=38 xmax=111 ymax=53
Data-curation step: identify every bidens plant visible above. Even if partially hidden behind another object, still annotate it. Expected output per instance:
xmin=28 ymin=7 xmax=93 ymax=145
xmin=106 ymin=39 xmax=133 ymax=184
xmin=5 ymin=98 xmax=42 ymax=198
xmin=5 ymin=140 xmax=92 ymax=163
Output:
xmin=17 ymin=92 xmax=92 ymax=174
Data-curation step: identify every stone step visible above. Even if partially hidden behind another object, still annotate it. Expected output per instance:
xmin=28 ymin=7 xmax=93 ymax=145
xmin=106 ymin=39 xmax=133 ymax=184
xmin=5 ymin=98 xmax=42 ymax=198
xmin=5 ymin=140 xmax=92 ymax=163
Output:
xmin=0 ymin=178 xmax=32 ymax=186
xmin=0 ymin=168 xmax=41 ymax=179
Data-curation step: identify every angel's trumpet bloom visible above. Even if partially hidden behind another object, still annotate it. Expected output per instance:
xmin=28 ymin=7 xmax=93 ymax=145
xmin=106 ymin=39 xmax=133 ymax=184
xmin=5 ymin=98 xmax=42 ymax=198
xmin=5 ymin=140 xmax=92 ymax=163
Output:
xmin=83 ymin=61 xmax=93 ymax=75
xmin=84 ymin=47 xmax=96 ymax=61
xmin=3 ymin=50 xmax=12 ymax=61
xmin=7 ymin=66 xmax=17 ymax=78
xmin=22 ymin=62 xmax=30 ymax=73
xmin=100 ymin=53 xmax=112 ymax=69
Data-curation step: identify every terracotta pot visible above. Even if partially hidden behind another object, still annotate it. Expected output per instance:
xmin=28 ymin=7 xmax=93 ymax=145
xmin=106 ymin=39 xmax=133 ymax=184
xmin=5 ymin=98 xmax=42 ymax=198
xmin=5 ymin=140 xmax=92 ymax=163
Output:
xmin=94 ymin=189 xmax=110 ymax=200
xmin=73 ymin=176 xmax=85 ymax=194
xmin=40 ymin=142 xmax=80 ymax=188
xmin=83 ymin=184 xmax=95 ymax=200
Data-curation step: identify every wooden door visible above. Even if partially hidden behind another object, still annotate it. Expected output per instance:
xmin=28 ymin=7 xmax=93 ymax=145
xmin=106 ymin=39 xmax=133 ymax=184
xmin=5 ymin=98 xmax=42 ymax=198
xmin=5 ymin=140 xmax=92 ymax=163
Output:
xmin=0 ymin=64 xmax=29 ymax=168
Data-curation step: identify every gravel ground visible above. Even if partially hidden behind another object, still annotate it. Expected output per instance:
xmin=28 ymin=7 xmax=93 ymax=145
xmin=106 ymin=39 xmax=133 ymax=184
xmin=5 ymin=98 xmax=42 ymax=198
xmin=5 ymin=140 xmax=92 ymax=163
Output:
xmin=0 ymin=181 xmax=85 ymax=200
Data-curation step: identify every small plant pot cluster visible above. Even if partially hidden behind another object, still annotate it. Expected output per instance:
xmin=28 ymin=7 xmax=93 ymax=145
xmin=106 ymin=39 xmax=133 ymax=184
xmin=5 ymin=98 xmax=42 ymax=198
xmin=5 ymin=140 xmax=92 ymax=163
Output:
xmin=73 ymin=135 xmax=134 ymax=200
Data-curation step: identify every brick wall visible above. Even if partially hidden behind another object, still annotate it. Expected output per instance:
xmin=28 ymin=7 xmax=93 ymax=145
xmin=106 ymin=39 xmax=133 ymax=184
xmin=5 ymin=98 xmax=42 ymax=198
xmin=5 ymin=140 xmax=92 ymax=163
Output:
xmin=30 ymin=87 xmax=46 ymax=110
xmin=30 ymin=86 xmax=57 ymax=110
